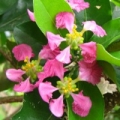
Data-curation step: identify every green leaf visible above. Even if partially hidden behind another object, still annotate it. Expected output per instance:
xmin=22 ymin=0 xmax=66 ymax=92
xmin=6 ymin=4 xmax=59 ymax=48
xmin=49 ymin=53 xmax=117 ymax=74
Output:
xmin=0 ymin=32 xmax=7 ymax=46
xmin=13 ymin=22 xmax=46 ymax=56
xmin=91 ymin=18 xmax=120 ymax=48
xmin=12 ymin=89 xmax=60 ymax=120
xmin=33 ymin=0 xmax=73 ymax=35
xmin=0 ymin=0 xmax=16 ymax=15
xmin=98 ymin=61 xmax=120 ymax=91
xmin=110 ymin=51 xmax=120 ymax=59
xmin=0 ymin=0 xmax=33 ymax=32
xmin=67 ymin=82 xmax=104 ymax=120
xmin=111 ymin=0 xmax=120 ymax=6
xmin=97 ymin=44 xmax=120 ymax=66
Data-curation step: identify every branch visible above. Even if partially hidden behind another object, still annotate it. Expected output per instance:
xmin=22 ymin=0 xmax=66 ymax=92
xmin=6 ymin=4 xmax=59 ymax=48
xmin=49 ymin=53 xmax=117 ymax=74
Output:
xmin=0 ymin=48 xmax=16 ymax=67
xmin=0 ymin=96 xmax=23 ymax=104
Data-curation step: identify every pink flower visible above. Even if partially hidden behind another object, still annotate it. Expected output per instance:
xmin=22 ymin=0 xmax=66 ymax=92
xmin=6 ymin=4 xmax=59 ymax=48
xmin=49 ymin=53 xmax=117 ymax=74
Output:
xmin=39 ymin=82 xmax=58 ymax=103
xmin=49 ymin=95 xmax=64 ymax=117
xmin=6 ymin=69 xmax=25 ymax=82
xmin=39 ymin=44 xmax=60 ymax=59
xmin=82 ymin=21 xmax=106 ymax=37
xmin=67 ymin=0 xmax=89 ymax=12
xmin=46 ymin=32 xmax=65 ymax=50
xmin=27 ymin=9 xmax=35 ymax=22
xmin=43 ymin=59 xmax=65 ymax=79
xmin=56 ymin=12 xmax=74 ymax=33
xmin=13 ymin=78 xmax=34 ymax=92
xmin=71 ymin=91 xmax=92 ymax=117
xmin=79 ymin=61 xmax=102 ymax=85
xmin=56 ymin=46 xmax=71 ymax=64
xmin=80 ymin=42 xmax=96 ymax=63
xmin=12 ymin=44 xmax=34 ymax=61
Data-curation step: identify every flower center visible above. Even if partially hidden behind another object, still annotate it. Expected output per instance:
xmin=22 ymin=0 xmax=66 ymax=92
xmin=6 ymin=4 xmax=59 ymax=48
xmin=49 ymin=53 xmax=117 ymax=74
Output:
xmin=21 ymin=57 xmax=42 ymax=80
xmin=66 ymin=25 xmax=84 ymax=50
xmin=57 ymin=77 xmax=79 ymax=98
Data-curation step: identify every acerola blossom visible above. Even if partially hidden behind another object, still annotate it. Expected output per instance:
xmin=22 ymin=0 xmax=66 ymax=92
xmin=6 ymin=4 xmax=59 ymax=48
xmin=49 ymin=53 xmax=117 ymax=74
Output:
xmin=27 ymin=9 xmax=35 ymax=22
xmin=39 ymin=81 xmax=92 ymax=117
xmin=56 ymin=46 xmax=71 ymax=64
xmin=12 ymin=44 xmax=34 ymax=61
xmin=80 ymin=42 xmax=96 ymax=63
xmin=43 ymin=59 xmax=65 ymax=79
xmin=56 ymin=12 xmax=74 ymax=33
xmin=6 ymin=69 xmax=25 ymax=82
xmin=79 ymin=61 xmax=102 ymax=85
xmin=39 ymin=44 xmax=60 ymax=60
xmin=71 ymin=91 xmax=92 ymax=117
xmin=46 ymin=32 xmax=65 ymax=50
xmin=82 ymin=21 xmax=106 ymax=37
xmin=66 ymin=0 xmax=89 ymax=12
xmin=13 ymin=78 xmax=34 ymax=92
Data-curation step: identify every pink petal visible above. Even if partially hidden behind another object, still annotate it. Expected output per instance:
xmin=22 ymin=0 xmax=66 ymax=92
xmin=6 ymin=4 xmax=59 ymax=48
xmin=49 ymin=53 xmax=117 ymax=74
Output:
xmin=49 ymin=95 xmax=64 ymax=117
xmin=79 ymin=61 xmax=102 ymax=85
xmin=39 ymin=44 xmax=60 ymax=59
xmin=56 ymin=12 xmax=74 ymax=33
xmin=43 ymin=59 xmax=65 ymax=79
xmin=39 ymin=82 xmax=58 ymax=103
xmin=83 ymin=21 xmax=106 ymax=37
xmin=6 ymin=69 xmax=25 ymax=82
xmin=27 ymin=9 xmax=35 ymax=22
xmin=46 ymin=32 xmax=65 ymax=50
xmin=12 ymin=44 xmax=34 ymax=61
xmin=56 ymin=46 xmax=71 ymax=64
xmin=13 ymin=78 xmax=34 ymax=92
xmin=67 ymin=0 xmax=89 ymax=12
xmin=71 ymin=91 xmax=92 ymax=117
xmin=80 ymin=42 xmax=96 ymax=63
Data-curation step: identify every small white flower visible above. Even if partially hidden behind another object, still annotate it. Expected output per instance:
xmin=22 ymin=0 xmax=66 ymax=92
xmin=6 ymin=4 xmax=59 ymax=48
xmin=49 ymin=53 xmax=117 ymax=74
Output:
xmin=97 ymin=77 xmax=117 ymax=95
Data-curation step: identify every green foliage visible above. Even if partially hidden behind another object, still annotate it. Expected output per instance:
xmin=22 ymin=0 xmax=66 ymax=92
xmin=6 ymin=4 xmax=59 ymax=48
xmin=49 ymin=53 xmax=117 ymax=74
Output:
xmin=67 ymin=82 xmax=104 ymax=120
xmin=33 ymin=0 xmax=73 ymax=35
xmin=111 ymin=0 xmax=120 ymax=6
xmin=12 ymin=89 xmax=60 ymax=120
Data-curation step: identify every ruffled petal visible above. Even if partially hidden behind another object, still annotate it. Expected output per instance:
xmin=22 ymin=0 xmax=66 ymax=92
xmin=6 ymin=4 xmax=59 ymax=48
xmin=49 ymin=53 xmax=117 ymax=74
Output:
xmin=49 ymin=95 xmax=64 ymax=117
xmin=27 ymin=9 xmax=35 ymax=22
xmin=12 ymin=44 xmax=34 ymax=61
xmin=6 ymin=69 xmax=25 ymax=82
xmin=39 ymin=82 xmax=58 ymax=103
xmin=56 ymin=46 xmax=71 ymax=64
xmin=13 ymin=78 xmax=34 ymax=92
xmin=71 ymin=91 xmax=92 ymax=117
xmin=56 ymin=12 xmax=74 ymax=33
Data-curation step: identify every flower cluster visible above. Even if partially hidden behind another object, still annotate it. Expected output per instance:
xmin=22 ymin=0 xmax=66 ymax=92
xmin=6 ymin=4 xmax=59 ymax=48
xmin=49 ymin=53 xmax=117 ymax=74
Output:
xmin=6 ymin=0 xmax=107 ymax=118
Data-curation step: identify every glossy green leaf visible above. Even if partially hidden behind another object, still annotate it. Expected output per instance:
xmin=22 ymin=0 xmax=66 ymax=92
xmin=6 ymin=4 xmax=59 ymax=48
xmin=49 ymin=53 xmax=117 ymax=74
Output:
xmin=13 ymin=22 xmax=47 ymax=56
xmin=75 ymin=0 xmax=112 ymax=40
xmin=97 ymin=44 xmax=120 ymax=66
xmin=91 ymin=18 xmax=120 ymax=48
xmin=67 ymin=82 xmax=104 ymax=120
xmin=111 ymin=0 xmax=120 ymax=6
xmin=33 ymin=0 xmax=73 ymax=35
xmin=98 ymin=61 xmax=120 ymax=91
xmin=0 ymin=0 xmax=16 ymax=15
xmin=12 ymin=89 xmax=60 ymax=120
xmin=0 ymin=0 xmax=33 ymax=32
xmin=110 ymin=51 xmax=120 ymax=59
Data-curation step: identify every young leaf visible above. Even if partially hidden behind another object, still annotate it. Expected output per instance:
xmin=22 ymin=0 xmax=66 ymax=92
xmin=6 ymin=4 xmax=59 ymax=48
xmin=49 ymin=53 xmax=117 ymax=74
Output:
xmin=33 ymin=0 xmax=73 ymax=35
xmin=97 ymin=44 xmax=120 ymax=66
xmin=66 ymin=82 xmax=104 ymax=120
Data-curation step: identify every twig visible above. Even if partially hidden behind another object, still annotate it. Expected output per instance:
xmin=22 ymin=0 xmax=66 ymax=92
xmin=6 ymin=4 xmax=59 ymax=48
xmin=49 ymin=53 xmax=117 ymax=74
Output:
xmin=0 ymin=48 xmax=16 ymax=67
xmin=0 ymin=96 xmax=23 ymax=104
